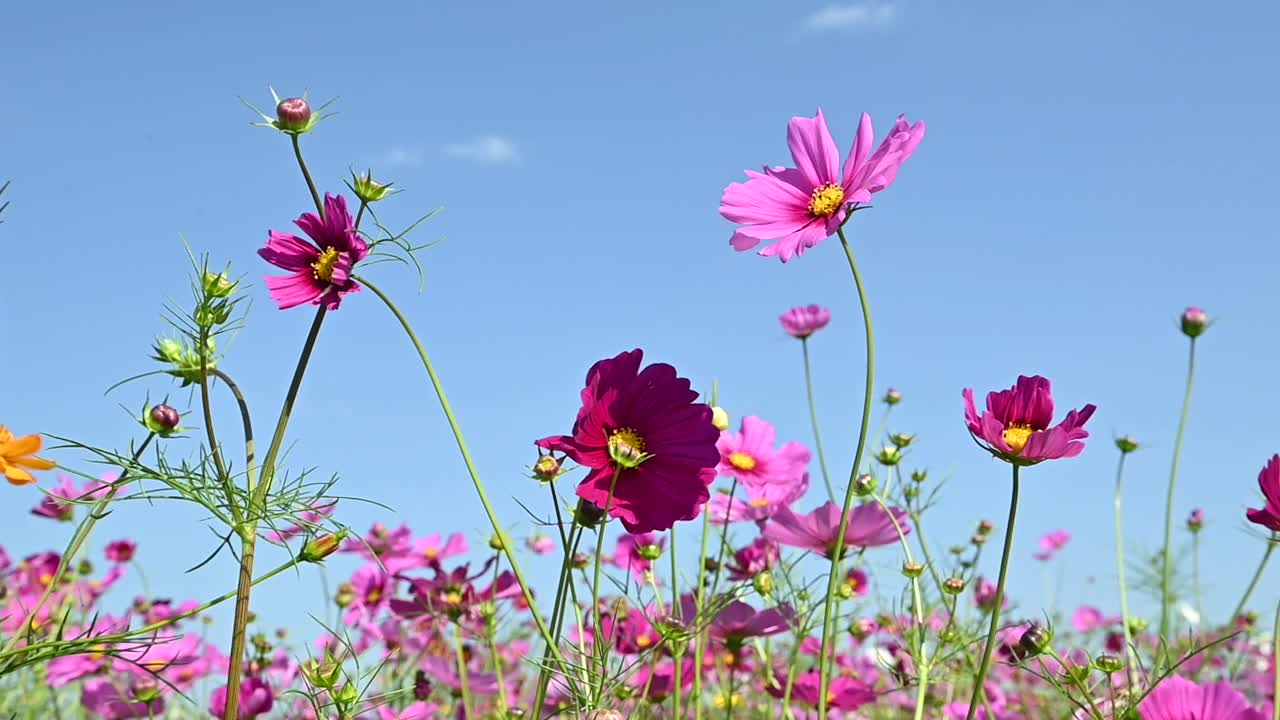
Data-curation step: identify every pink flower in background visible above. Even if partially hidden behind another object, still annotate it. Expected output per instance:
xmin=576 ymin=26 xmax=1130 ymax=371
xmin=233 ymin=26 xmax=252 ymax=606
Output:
xmin=210 ymin=676 xmax=274 ymax=719
xmin=264 ymin=501 xmax=337 ymax=543
xmin=846 ymin=567 xmax=870 ymax=598
xmin=767 ymin=667 xmax=875 ymax=710
xmin=1246 ymin=455 xmax=1280 ymax=532
xmin=384 ymin=531 xmax=469 ymax=573
xmin=708 ymin=601 xmax=793 ymax=645
xmin=721 ymin=108 xmax=925 ymax=262
xmin=376 ymin=703 xmax=441 ymax=720
xmin=527 ymin=535 xmax=556 ymax=555
xmin=710 ymin=472 xmax=809 ymax=524
xmin=612 ymin=533 xmax=665 ymax=582
xmin=716 ymin=416 xmax=811 ymax=487
xmin=258 ymin=193 xmax=368 ymax=311
xmin=30 ymin=474 xmax=111 ymax=521
xmin=81 ymin=677 xmax=162 ymax=719
xmin=105 ymin=539 xmax=137 ymax=563
xmin=780 ymin=304 xmax=831 ymax=338
xmin=538 ymin=349 xmax=720 ymax=533
xmin=344 ymin=565 xmax=393 ymax=625
xmin=963 ymin=375 xmax=1096 ymax=465
xmin=974 ymin=577 xmax=1007 ymax=612
xmin=1138 ymin=675 xmax=1265 ymax=720
xmin=1072 ymin=606 xmax=1104 ymax=632
xmin=765 ymin=501 xmax=907 ymax=558
xmin=1033 ymin=529 xmax=1072 ymax=560
xmin=725 ymin=537 xmax=779 ymax=582
xmin=342 ymin=522 xmax=413 ymax=561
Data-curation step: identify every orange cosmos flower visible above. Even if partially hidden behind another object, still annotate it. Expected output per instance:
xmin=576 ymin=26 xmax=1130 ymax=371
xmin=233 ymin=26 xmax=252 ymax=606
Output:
xmin=0 ymin=426 xmax=56 ymax=485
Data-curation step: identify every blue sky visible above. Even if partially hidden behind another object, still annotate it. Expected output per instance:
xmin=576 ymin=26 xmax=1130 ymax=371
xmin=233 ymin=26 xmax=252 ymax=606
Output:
xmin=3 ymin=0 xmax=1279 ymax=647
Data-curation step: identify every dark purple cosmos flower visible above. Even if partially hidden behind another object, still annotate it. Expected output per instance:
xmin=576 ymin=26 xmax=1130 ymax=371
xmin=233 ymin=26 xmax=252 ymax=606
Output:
xmin=1246 ymin=455 xmax=1280 ymax=531
xmin=258 ymin=193 xmax=368 ymax=311
xmin=721 ymin=109 xmax=925 ymax=263
xmin=764 ymin=501 xmax=907 ymax=558
xmin=963 ymin=375 xmax=1096 ymax=466
xmin=538 ymin=349 xmax=720 ymax=533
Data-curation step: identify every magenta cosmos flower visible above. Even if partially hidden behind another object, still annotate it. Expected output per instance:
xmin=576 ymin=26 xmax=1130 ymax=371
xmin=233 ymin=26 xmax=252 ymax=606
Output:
xmin=780 ymin=304 xmax=831 ymax=338
xmin=538 ymin=349 xmax=720 ymax=533
xmin=963 ymin=375 xmax=1096 ymax=466
xmin=721 ymin=108 xmax=925 ymax=263
xmin=717 ymin=416 xmax=811 ymax=487
xmin=1139 ymin=675 xmax=1265 ymax=720
xmin=765 ymin=500 xmax=907 ymax=558
xmin=1246 ymin=455 xmax=1280 ymax=532
xmin=258 ymin=193 xmax=368 ymax=310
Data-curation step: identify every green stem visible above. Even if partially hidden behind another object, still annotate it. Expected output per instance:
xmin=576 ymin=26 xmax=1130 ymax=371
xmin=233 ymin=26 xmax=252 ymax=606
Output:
xmin=671 ymin=529 xmax=683 ymax=720
xmin=801 ymin=337 xmax=836 ymax=503
xmin=1272 ymin=599 xmax=1279 ymax=720
xmin=1045 ymin=648 xmax=1104 ymax=719
xmin=589 ymin=472 xmax=622 ymax=706
xmin=1 ymin=434 xmax=154 ymax=655
xmin=292 ymin=133 xmax=324 ymax=215
xmin=532 ymin=495 xmax=583 ymax=713
xmin=816 ymin=227 xmax=877 ymax=718
xmin=454 ymin=625 xmax=475 ymax=720
xmin=693 ymin=492 xmax=714 ymax=720
xmin=1160 ymin=338 xmax=1197 ymax=657
xmin=965 ymin=464 xmax=1021 ymax=720
xmin=355 ymin=275 xmax=569 ymax=673
xmin=706 ymin=478 xmax=738 ymax=604
xmin=1112 ymin=452 xmax=1138 ymax=688
xmin=487 ymin=558 xmax=510 ymax=715
xmin=1225 ymin=540 xmax=1276 ymax=678
xmin=200 ymin=333 xmax=240 ymax=526
xmin=1193 ymin=532 xmax=1203 ymax=625
xmin=725 ymin=664 xmax=736 ymax=720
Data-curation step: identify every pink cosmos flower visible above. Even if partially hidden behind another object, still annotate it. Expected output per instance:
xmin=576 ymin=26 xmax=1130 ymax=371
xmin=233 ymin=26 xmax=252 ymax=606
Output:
xmin=1072 ymin=605 xmax=1105 ymax=632
xmin=1246 ymin=455 xmax=1280 ymax=532
xmin=708 ymin=601 xmax=793 ymax=646
xmin=81 ymin=677 xmax=162 ymax=719
xmin=527 ymin=534 xmax=556 ymax=555
xmin=105 ymin=539 xmax=137 ymax=564
xmin=721 ymin=108 xmax=925 ymax=262
xmin=717 ymin=416 xmax=811 ymax=487
xmin=1033 ymin=529 xmax=1072 ymax=561
xmin=538 ymin=349 xmax=720 ymax=533
xmin=384 ymin=531 xmax=469 ymax=574
xmin=31 ymin=474 xmax=111 ymax=521
xmin=973 ymin=577 xmax=1007 ymax=612
xmin=963 ymin=375 xmax=1097 ymax=465
xmin=210 ymin=676 xmax=274 ymax=719
xmin=764 ymin=501 xmax=908 ymax=558
xmin=264 ymin=501 xmax=337 ymax=543
xmin=780 ymin=304 xmax=832 ymax=338
xmin=725 ymin=537 xmax=779 ymax=582
xmin=612 ymin=533 xmax=664 ymax=582
xmin=767 ymin=668 xmax=875 ymax=711
xmin=344 ymin=565 xmax=392 ymax=625
xmin=376 ymin=703 xmax=440 ymax=720
xmin=258 ymin=193 xmax=368 ymax=310
xmin=1139 ymin=675 xmax=1266 ymax=720
xmin=710 ymin=472 xmax=809 ymax=524
xmin=341 ymin=522 xmax=413 ymax=561
xmin=846 ymin=567 xmax=870 ymax=598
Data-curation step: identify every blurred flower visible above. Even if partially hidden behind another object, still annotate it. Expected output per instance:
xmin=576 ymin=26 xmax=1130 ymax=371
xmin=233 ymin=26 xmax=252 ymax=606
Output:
xmin=258 ymin=193 xmax=369 ymax=311
xmin=264 ymin=501 xmax=338 ymax=544
xmin=210 ymin=676 xmax=274 ymax=719
xmin=1072 ymin=606 xmax=1104 ymax=632
xmin=716 ymin=416 xmax=811 ymax=487
xmin=1188 ymin=508 xmax=1205 ymax=532
xmin=963 ymin=375 xmax=1096 ymax=466
xmin=725 ymin=537 xmax=779 ymax=582
xmin=766 ymin=667 xmax=875 ymax=710
xmin=845 ymin=567 xmax=870 ymax=598
xmin=82 ymin=677 xmax=164 ymax=719
xmin=710 ymin=472 xmax=809 ymax=524
xmin=1033 ymin=529 xmax=1071 ymax=561
xmin=105 ymin=539 xmax=137 ymax=564
xmin=780 ymin=304 xmax=831 ymax=338
xmin=708 ymin=600 xmax=793 ymax=647
xmin=527 ymin=534 xmax=555 ymax=555
xmin=1246 ymin=455 xmax=1280 ymax=532
xmin=1 ymin=425 xmax=55 ymax=485
xmin=974 ymin=577 xmax=1007 ymax=612
xmin=764 ymin=501 xmax=908 ymax=559
xmin=1138 ymin=674 xmax=1264 ymax=720
xmin=612 ymin=533 xmax=665 ymax=582
xmin=537 ymin=349 xmax=720 ymax=533
xmin=721 ymin=109 xmax=925 ymax=262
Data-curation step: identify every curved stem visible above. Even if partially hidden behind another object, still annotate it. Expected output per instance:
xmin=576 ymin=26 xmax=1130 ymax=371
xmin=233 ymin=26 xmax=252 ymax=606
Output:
xmin=354 ymin=275 xmax=568 ymax=671
xmin=1224 ymin=540 xmax=1275 ymax=678
xmin=1112 ymin=452 xmax=1139 ymax=688
xmin=1 ymin=434 xmax=154 ymax=655
xmin=200 ymin=334 xmax=239 ymax=525
xmin=292 ymin=134 xmax=323 ymax=215
xmin=965 ymin=464 xmax=1021 ymax=720
xmin=1160 ymin=338 xmax=1197 ymax=656
xmin=209 ymin=368 xmax=256 ymax=473
xmin=800 ymin=337 xmax=836 ymax=502
xmin=816 ymin=227 xmax=877 ymax=717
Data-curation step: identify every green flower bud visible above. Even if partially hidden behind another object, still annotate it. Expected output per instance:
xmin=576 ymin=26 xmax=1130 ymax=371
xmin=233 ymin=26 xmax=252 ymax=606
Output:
xmin=636 ymin=543 xmax=663 ymax=561
xmin=1094 ymin=654 xmax=1123 ymax=674
xmin=1115 ymin=435 xmax=1140 ymax=453
xmin=1018 ymin=624 xmax=1053 ymax=658
xmin=711 ymin=406 xmax=730 ymax=431
xmin=890 ymin=432 xmax=914 ymax=448
xmin=876 ymin=445 xmax=902 ymax=466
xmin=943 ymin=577 xmax=966 ymax=595
xmin=351 ymin=169 xmax=395 ymax=204
xmin=853 ymin=474 xmax=877 ymax=496
xmin=753 ymin=571 xmax=774 ymax=597
xmin=300 ymin=530 xmax=347 ymax=563
xmin=901 ymin=562 xmax=925 ymax=578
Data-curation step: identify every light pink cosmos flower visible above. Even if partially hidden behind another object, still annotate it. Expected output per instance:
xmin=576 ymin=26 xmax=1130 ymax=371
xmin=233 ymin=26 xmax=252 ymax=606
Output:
xmin=1139 ymin=675 xmax=1266 ymax=720
xmin=764 ymin=501 xmax=908 ymax=558
xmin=527 ymin=534 xmax=556 ymax=555
xmin=376 ymin=703 xmax=440 ymax=720
xmin=717 ymin=416 xmax=811 ymax=487
xmin=708 ymin=601 xmax=793 ymax=646
xmin=612 ymin=532 xmax=665 ymax=583
xmin=780 ymin=304 xmax=832 ymax=338
xmin=1072 ymin=605 xmax=1105 ymax=632
xmin=384 ymin=531 xmax=469 ymax=574
xmin=1033 ymin=529 xmax=1071 ymax=561
xmin=710 ymin=472 xmax=809 ymax=524
xmin=721 ymin=108 xmax=925 ymax=262
xmin=963 ymin=375 xmax=1096 ymax=466
xmin=81 ymin=677 xmax=163 ymax=719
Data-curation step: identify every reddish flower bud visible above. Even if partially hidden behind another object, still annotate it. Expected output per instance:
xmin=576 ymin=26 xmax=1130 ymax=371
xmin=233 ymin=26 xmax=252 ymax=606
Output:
xmin=1180 ymin=306 xmax=1209 ymax=338
xmin=276 ymin=97 xmax=312 ymax=132
xmin=147 ymin=404 xmax=181 ymax=434
xmin=300 ymin=531 xmax=346 ymax=563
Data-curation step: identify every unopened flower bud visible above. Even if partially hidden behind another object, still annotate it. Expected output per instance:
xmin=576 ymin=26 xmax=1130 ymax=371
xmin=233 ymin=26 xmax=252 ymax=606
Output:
xmin=636 ymin=543 xmax=663 ymax=561
xmin=78 ymin=559 xmax=93 ymax=576
xmin=203 ymin=271 xmax=237 ymax=299
xmin=703 ymin=557 xmax=720 ymax=573
xmin=146 ymin=404 xmax=181 ymax=435
xmin=131 ymin=676 xmax=162 ymax=704
xmin=753 ymin=571 xmax=774 ymax=597
xmin=1019 ymin=624 xmax=1053 ymax=658
xmin=300 ymin=530 xmax=347 ymax=563
xmin=853 ymin=474 xmax=877 ymax=497
xmin=351 ymin=169 xmax=394 ymax=204
xmin=949 ymin=545 xmax=966 ymax=555
xmin=532 ymin=454 xmax=562 ymax=482
xmin=1128 ymin=616 xmax=1149 ymax=634
xmin=890 ymin=433 xmax=914 ymax=448
xmin=488 ymin=532 xmax=511 ymax=552
xmin=711 ymin=406 xmax=730 ymax=431
xmin=942 ymin=577 xmax=966 ymax=595
xmin=413 ymin=671 xmax=433 ymax=700
xmin=1094 ymin=654 xmax=1123 ymax=674
xmin=910 ymin=469 xmax=927 ymax=483
xmin=837 ymin=582 xmax=855 ymax=600
xmin=883 ymin=388 xmax=902 ymax=405
xmin=1180 ymin=306 xmax=1209 ymax=338
xmin=478 ymin=600 xmax=499 ymax=621
xmin=901 ymin=562 xmax=925 ymax=578
xmin=977 ymin=520 xmax=994 ymax=534
xmin=876 ymin=446 xmax=902 ymax=466
xmin=335 ymin=582 xmax=355 ymax=609
xmin=903 ymin=486 xmax=919 ymax=499
xmin=1187 ymin=508 xmax=1204 ymax=532
xmin=276 ymin=97 xmax=312 ymax=132
xmin=849 ymin=617 xmax=875 ymax=640
xmin=333 ymin=682 xmax=359 ymax=706
xmin=572 ymin=552 xmax=589 ymax=569
xmin=574 ymin=500 xmax=606 ymax=528
xmin=1115 ymin=435 xmax=1140 ymax=454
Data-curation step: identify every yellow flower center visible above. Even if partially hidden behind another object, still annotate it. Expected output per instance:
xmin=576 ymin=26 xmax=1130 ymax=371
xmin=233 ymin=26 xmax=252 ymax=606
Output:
xmin=444 ymin=590 xmax=463 ymax=605
xmin=728 ymin=452 xmax=757 ymax=471
xmin=608 ymin=427 xmax=648 ymax=468
xmin=1002 ymin=423 xmax=1034 ymax=454
xmin=750 ymin=498 xmax=770 ymax=508
xmin=366 ymin=587 xmax=382 ymax=605
xmin=809 ymin=183 xmax=846 ymax=218
xmin=424 ymin=546 xmax=439 ymax=559
xmin=312 ymin=247 xmax=340 ymax=282
xmin=636 ymin=635 xmax=652 ymax=648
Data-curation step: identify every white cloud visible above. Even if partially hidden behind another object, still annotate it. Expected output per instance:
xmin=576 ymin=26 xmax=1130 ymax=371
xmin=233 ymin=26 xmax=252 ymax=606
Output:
xmin=803 ymin=1 xmax=897 ymax=32
xmin=382 ymin=145 xmax=426 ymax=167
xmin=444 ymin=135 xmax=520 ymax=164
